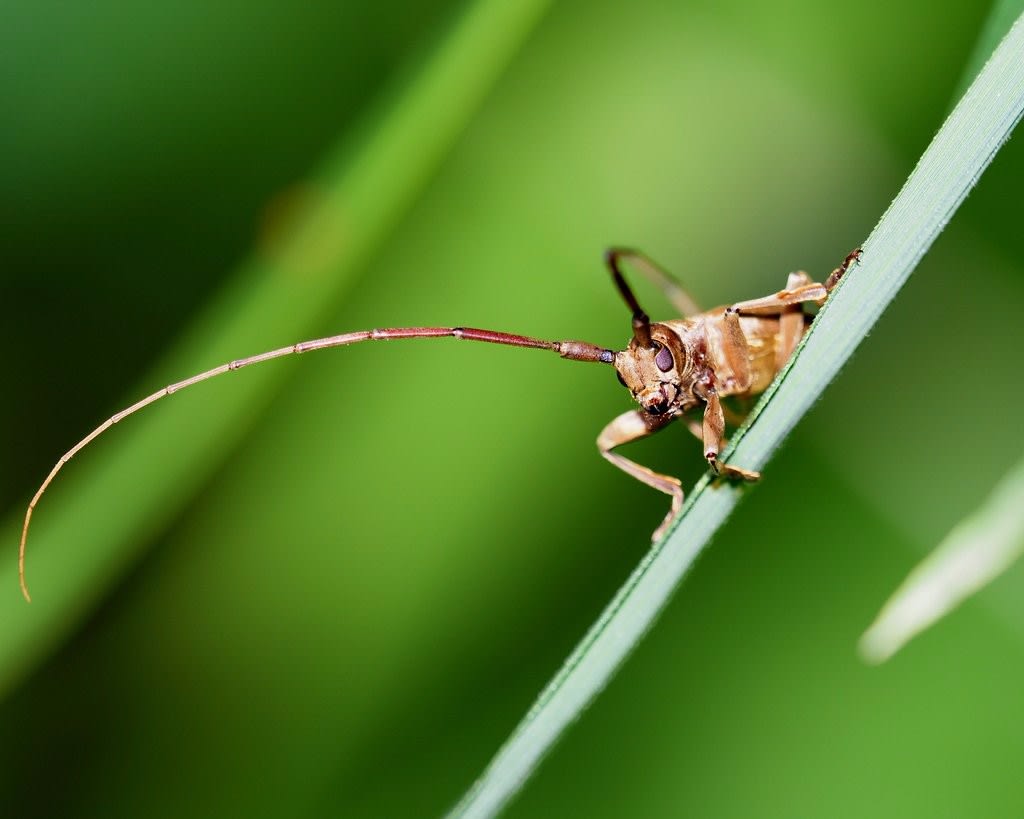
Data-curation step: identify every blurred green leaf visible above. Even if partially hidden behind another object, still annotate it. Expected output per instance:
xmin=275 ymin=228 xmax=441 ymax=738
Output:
xmin=451 ymin=14 xmax=1024 ymax=818
xmin=0 ymin=0 xmax=550 ymax=694
xmin=861 ymin=449 xmax=1024 ymax=664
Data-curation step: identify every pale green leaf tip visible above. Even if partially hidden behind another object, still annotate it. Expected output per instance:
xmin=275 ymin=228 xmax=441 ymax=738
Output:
xmin=860 ymin=450 xmax=1024 ymax=665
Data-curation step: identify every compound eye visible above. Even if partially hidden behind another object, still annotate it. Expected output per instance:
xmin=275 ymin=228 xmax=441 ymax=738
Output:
xmin=654 ymin=344 xmax=674 ymax=372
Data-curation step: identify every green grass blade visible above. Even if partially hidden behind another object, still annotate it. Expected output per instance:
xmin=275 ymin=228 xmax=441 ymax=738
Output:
xmin=0 ymin=0 xmax=550 ymax=695
xmin=860 ymin=451 xmax=1024 ymax=664
xmin=450 ymin=14 xmax=1024 ymax=819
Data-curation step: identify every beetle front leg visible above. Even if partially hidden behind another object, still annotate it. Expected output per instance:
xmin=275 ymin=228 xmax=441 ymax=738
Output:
xmin=702 ymin=389 xmax=760 ymax=482
xmin=598 ymin=409 xmax=683 ymax=541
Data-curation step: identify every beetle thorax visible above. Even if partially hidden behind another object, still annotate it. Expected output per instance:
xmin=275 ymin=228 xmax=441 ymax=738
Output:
xmin=614 ymin=323 xmax=698 ymax=417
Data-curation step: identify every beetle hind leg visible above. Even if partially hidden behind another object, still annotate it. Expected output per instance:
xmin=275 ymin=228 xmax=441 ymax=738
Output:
xmin=774 ymin=271 xmax=813 ymax=367
xmin=726 ymin=249 xmax=863 ymax=318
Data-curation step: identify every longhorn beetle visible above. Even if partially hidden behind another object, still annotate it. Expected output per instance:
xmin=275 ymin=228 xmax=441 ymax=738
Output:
xmin=18 ymin=248 xmax=860 ymax=601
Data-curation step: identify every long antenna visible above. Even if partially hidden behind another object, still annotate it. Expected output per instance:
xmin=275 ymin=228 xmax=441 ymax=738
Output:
xmin=19 ymin=326 xmax=614 ymax=602
xmin=605 ymin=249 xmax=654 ymax=348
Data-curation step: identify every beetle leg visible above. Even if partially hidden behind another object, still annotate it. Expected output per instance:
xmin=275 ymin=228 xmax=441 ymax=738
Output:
xmin=727 ymin=281 xmax=829 ymax=315
xmin=731 ymin=249 xmax=862 ymax=316
xmin=702 ymin=389 xmax=760 ymax=482
xmin=721 ymin=307 xmax=753 ymax=392
xmin=776 ymin=272 xmax=812 ymax=368
xmin=598 ymin=409 xmax=683 ymax=541
xmin=605 ymin=248 xmax=702 ymax=317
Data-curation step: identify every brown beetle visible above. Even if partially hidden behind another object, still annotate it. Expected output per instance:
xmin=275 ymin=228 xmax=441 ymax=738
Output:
xmin=18 ymin=248 xmax=859 ymax=600
xmin=600 ymin=248 xmax=858 ymax=540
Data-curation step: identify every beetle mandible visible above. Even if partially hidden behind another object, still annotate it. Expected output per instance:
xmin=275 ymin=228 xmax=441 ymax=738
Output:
xmin=18 ymin=248 xmax=860 ymax=601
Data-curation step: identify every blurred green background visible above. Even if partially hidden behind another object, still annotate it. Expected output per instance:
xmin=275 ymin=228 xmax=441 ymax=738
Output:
xmin=2 ymin=0 xmax=1024 ymax=816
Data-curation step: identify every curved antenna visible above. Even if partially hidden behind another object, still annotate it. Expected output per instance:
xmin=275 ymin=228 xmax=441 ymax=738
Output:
xmin=605 ymin=248 xmax=654 ymax=348
xmin=19 ymin=326 xmax=614 ymax=602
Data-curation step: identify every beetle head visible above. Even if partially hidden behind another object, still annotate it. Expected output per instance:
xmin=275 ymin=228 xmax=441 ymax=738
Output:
xmin=614 ymin=324 xmax=690 ymax=417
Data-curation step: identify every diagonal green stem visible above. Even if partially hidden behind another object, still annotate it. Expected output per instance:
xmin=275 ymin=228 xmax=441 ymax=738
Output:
xmin=449 ymin=14 xmax=1024 ymax=819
